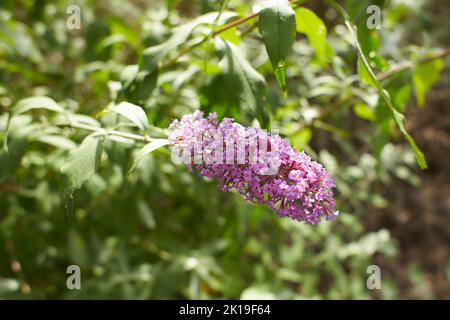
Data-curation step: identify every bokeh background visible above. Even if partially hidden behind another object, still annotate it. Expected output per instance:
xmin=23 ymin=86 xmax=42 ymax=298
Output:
xmin=0 ymin=0 xmax=449 ymax=299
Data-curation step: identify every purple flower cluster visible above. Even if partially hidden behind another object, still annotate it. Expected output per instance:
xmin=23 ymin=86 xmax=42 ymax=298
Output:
xmin=168 ymin=110 xmax=338 ymax=224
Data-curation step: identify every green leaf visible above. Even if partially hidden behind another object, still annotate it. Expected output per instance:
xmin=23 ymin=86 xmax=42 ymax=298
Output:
xmin=353 ymin=103 xmax=375 ymax=121
xmin=412 ymin=57 xmax=444 ymax=107
xmin=61 ymin=135 xmax=103 ymax=197
xmin=259 ymin=0 xmax=296 ymax=94
xmin=0 ymin=19 xmax=42 ymax=63
xmin=218 ymin=40 xmax=268 ymax=126
xmin=273 ymin=61 xmax=287 ymax=95
xmin=0 ymin=137 xmax=27 ymax=183
xmin=328 ymin=0 xmax=427 ymax=169
xmin=112 ymin=102 xmax=149 ymax=130
xmin=141 ymin=12 xmax=236 ymax=72
xmin=54 ymin=113 xmax=101 ymax=127
xmin=295 ymin=7 xmax=333 ymax=66
xmin=129 ymin=139 xmax=169 ymax=172
xmin=290 ymin=127 xmax=312 ymax=150
xmin=393 ymin=84 xmax=411 ymax=112
xmin=137 ymin=200 xmax=156 ymax=230
xmin=13 ymin=96 xmax=64 ymax=114
xmin=358 ymin=58 xmax=376 ymax=87
xmin=35 ymin=135 xmax=78 ymax=150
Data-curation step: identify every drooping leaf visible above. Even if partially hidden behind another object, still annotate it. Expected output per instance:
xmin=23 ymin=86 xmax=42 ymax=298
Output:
xmin=112 ymin=102 xmax=149 ymax=130
xmin=61 ymin=135 xmax=103 ymax=197
xmin=129 ymin=139 xmax=169 ymax=172
xmin=412 ymin=57 xmax=444 ymax=107
xmin=0 ymin=137 xmax=27 ymax=183
xmin=259 ymin=0 xmax=296 ymax=94
xmin=295 ymin=7 xmax=333 ymax=66
xmin=218 ymin=40 xmax=268 ymax=127
xmin=328 ymin=0 xmax=427 ymax=169
xmin=13 ymin=96 xmax=64 ymax=114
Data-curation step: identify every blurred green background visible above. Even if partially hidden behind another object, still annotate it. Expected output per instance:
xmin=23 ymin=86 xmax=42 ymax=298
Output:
xmin=0 ymin=0 xmax=449 ymax=299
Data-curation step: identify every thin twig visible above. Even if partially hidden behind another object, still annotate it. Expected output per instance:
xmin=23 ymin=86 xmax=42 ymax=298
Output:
xmin=376 ymin=47 xmax=450 ymax=81
xmin=161 ymin=0 xmax=307 ymax=69
xmin=62 ymin=122 xmax=153 ymax=143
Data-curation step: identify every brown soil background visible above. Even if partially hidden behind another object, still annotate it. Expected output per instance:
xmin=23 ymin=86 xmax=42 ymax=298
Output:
xmin=367 ymin=85 xmax=450 ymax=299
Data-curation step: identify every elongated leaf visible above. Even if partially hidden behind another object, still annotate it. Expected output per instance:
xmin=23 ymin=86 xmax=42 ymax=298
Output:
xmin=0 ymin=138 xmax=27 ymax=183
xmin=412 ymin=57 xmax=444 ymax=107
xmin=13 ymin=96 xmax=64 ymax=114
xmin=129 ymin=139 xmax=169 ymax=172
xmin=259 ymin=0 xmax=296 ymax=94
xmin=218 ymin=40 xmax=268 ymax=126
xmin=141 ymin=12 xmax=236 ymax=72
xmin=139 ymin=12 xmax=235 ymax=104
xmin=35 ymin=135 xmax=78 ymax=150
xmin=112 ymin=102 xmax=149 ymax=130
xmin=328 ymin=0 xmax=427 ymax=169
xmin=296 ymin=7 xmax=332 ymax=65
xmin=54 ymin=113 xmax=101 ymax=128
xmin=61 ymin=135 xmax=103 ymax=197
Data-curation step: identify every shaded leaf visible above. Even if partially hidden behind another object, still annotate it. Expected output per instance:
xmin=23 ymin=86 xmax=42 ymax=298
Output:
xmin=0 ymin=138 xmax=27 ymax=183
xmin=218 ymin=40 xmax=268 ymax=126
xmin=61 ymin=135 xmax=103 ymax=197
xmin=137 ymin=200 xmax=156 ymax=229
xmin=259 ymin=0 xmax=296 ymax=94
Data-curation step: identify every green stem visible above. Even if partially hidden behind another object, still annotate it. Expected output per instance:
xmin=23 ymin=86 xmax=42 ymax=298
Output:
xmin=161 ymin=0 xmax=308 ymax=69
xmin=62 ymin=121 xmax=153 ymax=143
xmin=376 ymin=47 xmax=450 ymax=81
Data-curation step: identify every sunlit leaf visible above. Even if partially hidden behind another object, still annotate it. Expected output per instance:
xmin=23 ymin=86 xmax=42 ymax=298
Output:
xmin=112 ymin=102 xmax=149 ymax=130
xmin=290 ymin=127 xmax=312 ymax=150
xmin=412 ymin=57 xmax=444 ymax=107
xmin=353 ymin=103 xmax=376 ymax=121
xmin=13 ymin=96 xmax=64 ymax=115
xmin=129 ymin=139 xmax=169 ymax=172
xmin=295 ymin=7 xmax=333 ymax=66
